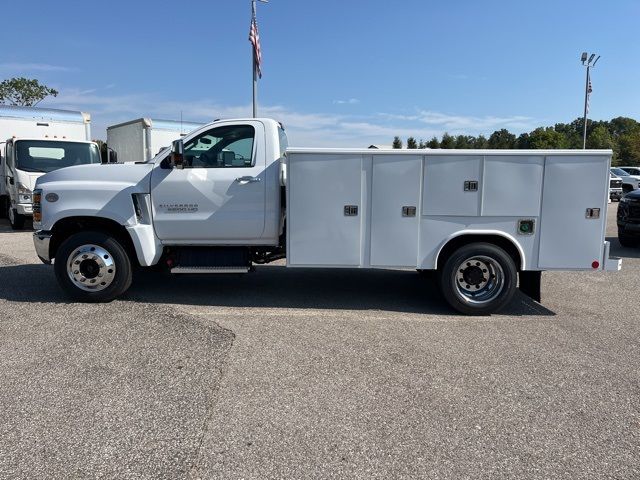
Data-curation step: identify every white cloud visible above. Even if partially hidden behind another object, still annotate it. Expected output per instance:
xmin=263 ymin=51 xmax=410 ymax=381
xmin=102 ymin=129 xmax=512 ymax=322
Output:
xmin=378 ymin=110 xmax=538 ymax=136
xmin=0 ymin=63 xmax=76 ymax=73
xmin=333 ymin=98 xmax=359 ymax=105
xmin=41 ymin=86 xmax=538 ymax=147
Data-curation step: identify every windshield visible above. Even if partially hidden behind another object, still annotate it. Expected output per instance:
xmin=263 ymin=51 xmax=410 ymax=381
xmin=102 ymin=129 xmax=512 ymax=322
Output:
xmin=15 ymin=140 xmax=101 ymax=173
xmin=611 ymin=168 xmax=628 ymax=176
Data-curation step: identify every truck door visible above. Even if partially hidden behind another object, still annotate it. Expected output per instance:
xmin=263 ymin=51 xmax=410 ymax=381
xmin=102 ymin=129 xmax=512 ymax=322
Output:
xmin=150 ymin=121 xmax=266 ymax=242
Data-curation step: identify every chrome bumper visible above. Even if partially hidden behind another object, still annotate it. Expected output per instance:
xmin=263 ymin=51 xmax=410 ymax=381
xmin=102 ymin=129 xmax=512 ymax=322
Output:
xmin=33 ymin=230 xmax=52 ymax=264
xmin=16 ymin=203 xmax=33 ymax=215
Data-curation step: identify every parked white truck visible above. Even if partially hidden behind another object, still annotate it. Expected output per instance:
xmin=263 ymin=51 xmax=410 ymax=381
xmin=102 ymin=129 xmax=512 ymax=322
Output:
xmin=0 ymin=105 xmax=101 ymax=229
xmin=32 ymin=118 xmax=621 ymax=314
xmin=106 ymin=117 xmax=203 ymax=163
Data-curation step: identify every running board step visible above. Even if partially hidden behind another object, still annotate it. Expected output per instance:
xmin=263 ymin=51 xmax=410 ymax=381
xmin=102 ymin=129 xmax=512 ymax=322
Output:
xmin=171 ymin=266 xmax=250 ymax=274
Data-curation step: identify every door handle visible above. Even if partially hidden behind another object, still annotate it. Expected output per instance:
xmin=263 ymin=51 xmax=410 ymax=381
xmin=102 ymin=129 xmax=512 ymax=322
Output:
xmin=235 ymin=176 xmax=261 ymax=184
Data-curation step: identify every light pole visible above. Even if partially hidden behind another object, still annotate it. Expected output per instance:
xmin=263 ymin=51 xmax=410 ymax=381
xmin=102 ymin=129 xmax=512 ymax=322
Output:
xmin=580 ymin=52 xmax=600 ymax=149
xmin=251 ymin=0 xmax=268 ymax=118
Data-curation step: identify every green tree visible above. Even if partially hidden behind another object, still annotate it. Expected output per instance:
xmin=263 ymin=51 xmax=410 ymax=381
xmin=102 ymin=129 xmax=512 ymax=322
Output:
xmin=472 ymin=135 xmax=488 ymax=149
xmin=554 ymin=120 xmax=584 ymax=149
xmin=527 ymin=127 xmax=568 ymax=149
xmin=418 ymin=139 xmax=427 ymax=149
xmin=586 ymin=125 xmax=615 ymax=150
xmin=0 ymin=77 xmax=58 ymax=106
xmin=407 ymin=137 xmax=418 ymax=149
xmin=455 ymin=135 xmax=472 ymax=149
xmin=618 ymin=131 xmax=640 ymax=165
xmin=392 ymin=136 xmax=402 ymax=149
xmin=440 ymin=132 xmax=455 ymax=149
xmin=426 ymin=137 xmax=440 ymax=149
xmin=487 ymin=129 xmax=516 ymax=149
xmin=516 ymin=133 xmax=530 ymax=149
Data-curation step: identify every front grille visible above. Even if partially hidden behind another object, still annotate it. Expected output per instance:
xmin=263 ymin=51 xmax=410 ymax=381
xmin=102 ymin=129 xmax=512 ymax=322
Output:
xmin=610 ymin=180 xmax=622 ymax=188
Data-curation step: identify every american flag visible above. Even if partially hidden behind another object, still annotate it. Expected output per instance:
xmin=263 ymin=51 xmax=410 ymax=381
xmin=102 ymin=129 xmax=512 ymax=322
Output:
xmin=249 ymin=15 xmax=262 ymax=78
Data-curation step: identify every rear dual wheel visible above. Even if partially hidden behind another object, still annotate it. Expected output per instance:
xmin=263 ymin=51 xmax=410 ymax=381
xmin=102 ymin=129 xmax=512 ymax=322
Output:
xmin=439 ymin=243 xmax=517 ymax=315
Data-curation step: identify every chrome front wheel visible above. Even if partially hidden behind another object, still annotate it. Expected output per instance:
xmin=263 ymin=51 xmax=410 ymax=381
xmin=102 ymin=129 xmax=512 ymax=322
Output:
xmin=66 ymin=244 xmax=117 ymax=292
xmin=54 ymin=231 xmax=132 ymax=302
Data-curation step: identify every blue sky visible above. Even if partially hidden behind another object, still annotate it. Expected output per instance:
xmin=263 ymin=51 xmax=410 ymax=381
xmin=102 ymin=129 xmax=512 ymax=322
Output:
xmin=1 ymin=0 xmax=638 ymax=146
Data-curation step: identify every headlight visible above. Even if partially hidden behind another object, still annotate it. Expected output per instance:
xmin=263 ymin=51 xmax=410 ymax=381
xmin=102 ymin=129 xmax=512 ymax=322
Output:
xmin=17 ymin=182 xmax=32 ymax=202
xmin=621 ymin=196 xmax=630 ymax=203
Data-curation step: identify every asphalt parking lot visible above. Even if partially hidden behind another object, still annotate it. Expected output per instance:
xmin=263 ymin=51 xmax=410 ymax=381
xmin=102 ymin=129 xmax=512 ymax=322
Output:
xmin=0 ymin=203 xmax=639 ymax=479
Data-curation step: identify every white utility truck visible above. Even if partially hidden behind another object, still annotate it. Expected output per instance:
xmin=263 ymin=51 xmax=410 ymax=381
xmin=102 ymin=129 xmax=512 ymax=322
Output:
xmin=0 ymin=105 xmax=101 ymax=229
xmin=106 ymin=117 xmax=203 ymax=163
xmin=32 ymin=118 xmax=621 ymax=314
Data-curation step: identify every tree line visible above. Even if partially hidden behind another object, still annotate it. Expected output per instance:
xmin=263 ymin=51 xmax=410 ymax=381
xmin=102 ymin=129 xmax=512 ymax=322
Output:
xmin=393 ymin=117 xmax=640 ymax=165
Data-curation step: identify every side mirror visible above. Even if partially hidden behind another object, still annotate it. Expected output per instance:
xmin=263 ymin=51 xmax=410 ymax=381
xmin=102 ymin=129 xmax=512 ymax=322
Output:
xmin=107 ymin=149 xmax=118 ymax=164
xmin=171 ymin=139 xmax=185 ymax=169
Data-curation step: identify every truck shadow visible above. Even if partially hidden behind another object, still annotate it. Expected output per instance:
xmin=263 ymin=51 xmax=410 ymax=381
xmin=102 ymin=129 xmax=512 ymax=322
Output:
xmin=606 ymin=236 xmax=640 ymax=259
xmin=0 ymin=263 xmax=555 ymax=316
xmin=127 ymin=265 xmax=554 ymax=317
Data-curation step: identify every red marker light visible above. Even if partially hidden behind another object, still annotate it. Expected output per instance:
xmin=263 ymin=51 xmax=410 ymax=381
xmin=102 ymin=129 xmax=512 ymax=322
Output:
xmin=592 ymin=261 xmax=600 ymax=269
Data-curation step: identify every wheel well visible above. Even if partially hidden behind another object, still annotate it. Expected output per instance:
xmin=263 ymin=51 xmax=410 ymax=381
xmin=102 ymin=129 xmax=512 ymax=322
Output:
xmin=436 ymin=234 xmax=523 ymax=271
xmin=50 ymin=216 xmax=138 ymax=266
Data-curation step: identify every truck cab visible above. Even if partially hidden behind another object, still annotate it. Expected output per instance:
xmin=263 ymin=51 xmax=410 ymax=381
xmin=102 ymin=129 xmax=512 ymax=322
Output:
xmin=1 ymin=138 xmax=101 ymax=229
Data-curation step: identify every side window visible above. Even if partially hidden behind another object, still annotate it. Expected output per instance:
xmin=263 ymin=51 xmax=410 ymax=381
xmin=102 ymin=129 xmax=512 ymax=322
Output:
xmin=183 ymin=125 xmax=255 ymax=168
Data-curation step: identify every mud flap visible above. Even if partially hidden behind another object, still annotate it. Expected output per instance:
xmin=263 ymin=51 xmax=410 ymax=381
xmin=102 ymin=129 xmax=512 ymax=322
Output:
xmin=519 ymin=271 xmax=541 ymax=303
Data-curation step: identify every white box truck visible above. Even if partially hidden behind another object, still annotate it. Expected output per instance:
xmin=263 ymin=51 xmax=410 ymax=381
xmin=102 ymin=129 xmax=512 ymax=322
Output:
xmin=106 ymin=118 xmax=203 ymax=163
xmin=31 ymin=118 xmax=621 ymax=315
xmin=0 ymin=105 xmax=101 ymax=229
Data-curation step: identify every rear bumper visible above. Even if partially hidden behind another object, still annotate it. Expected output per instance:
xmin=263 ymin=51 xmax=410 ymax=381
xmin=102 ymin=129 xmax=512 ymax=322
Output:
xmin=603 ymin=241 xmax=622 ymax=271
xmin=33 ymin=230 xmax=52 ymax=264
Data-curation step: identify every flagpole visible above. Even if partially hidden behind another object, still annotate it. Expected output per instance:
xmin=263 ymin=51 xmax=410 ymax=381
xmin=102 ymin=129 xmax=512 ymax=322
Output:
xmin=252 ymin=0 xmax=257 ymax=118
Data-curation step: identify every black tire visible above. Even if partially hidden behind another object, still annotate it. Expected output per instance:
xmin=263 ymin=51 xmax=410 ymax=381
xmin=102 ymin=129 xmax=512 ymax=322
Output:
xmin=0 ymin=196 xmax=7 ymax=219
xmin=8 ymin=207 xmax=25 ymax=230
xmin=54 ymin=231 xmax=133 ymax=302
xmin=439 ymin=242 xmax=517 ymax=315
xmin=622 ymin=184 xmax=633 ymax=194
xmin=618 ymin=231 xmax=639 ymax=248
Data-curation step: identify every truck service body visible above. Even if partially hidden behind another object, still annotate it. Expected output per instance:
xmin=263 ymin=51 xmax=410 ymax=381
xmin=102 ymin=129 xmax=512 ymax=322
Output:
xmin=0 ymin=106 xmax=100 ymax=229
xmin=106 ymin=118 xmax=203 ymax=163
xmin=32 ymin=118 xmax=621 ymax=314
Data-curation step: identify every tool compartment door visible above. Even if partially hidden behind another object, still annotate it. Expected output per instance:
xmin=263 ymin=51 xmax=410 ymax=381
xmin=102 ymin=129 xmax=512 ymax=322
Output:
xmin=370 ymin=155 xmax=421 ymax=267
xmin=287 ymin=153 xmax=363 ymax=266
xmin=538 ymin=155 xmax=609 ymax=269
